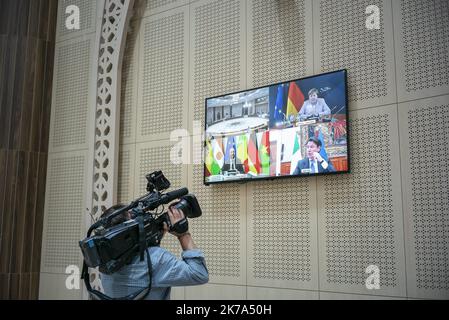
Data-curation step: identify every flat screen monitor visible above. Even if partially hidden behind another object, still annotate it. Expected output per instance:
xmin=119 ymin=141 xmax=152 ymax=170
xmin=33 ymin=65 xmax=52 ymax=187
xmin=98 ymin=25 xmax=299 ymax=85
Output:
xmin=204 ymin=69 xmax=349 ymax=185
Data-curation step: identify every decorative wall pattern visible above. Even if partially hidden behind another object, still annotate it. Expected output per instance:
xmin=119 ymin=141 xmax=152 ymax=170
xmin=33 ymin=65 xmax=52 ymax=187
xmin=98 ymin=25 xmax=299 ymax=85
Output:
xmin=248 ymin=0 xmax=313 ymax=87
xmin=318 ymin=105 xmax=406 ymax=297
xmin=52 ymin=40 xmax=91 ymax=149
xmin=89 ymin=0 xmax=135 ymax=294
xmin=400 ymin=0 xmax=449 ymax=93
xmin=399 ymin=95 xmax=449 ymax=299
xmin=394 ymin=0 xmax=449 ymax=101
xmin=314 ymin=0 xmax=396 ymax=109
xmin=138 ymin=8 xmax=188 ymax=141
xmin=190 ymin=0 xmax=245 ymax=131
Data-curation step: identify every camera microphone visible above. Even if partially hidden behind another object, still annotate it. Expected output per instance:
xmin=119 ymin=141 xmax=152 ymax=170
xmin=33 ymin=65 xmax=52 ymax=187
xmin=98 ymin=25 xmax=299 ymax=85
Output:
xmin=160 ymin=187 xmax=189 ymax=204
xmin=145 ymin=187 xmax=189 ymax=210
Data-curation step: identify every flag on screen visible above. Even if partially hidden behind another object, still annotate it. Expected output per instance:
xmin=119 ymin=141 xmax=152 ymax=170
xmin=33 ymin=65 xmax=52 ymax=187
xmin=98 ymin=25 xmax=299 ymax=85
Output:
xmin=274 ymin=85 xmax=285 ymax=123
xmin=205 ymin=139 xmax=221 ymax=175
xmin=212 ymin=137 xmax=224 ymax=170
xmin=317 ymin=130 xmax=328 ymax=162
xmin=286 ymin=81 xmax=305 ymax=118
xmin=205 ymin=139 xmax=213 ymax=176
xmin=248 ymin=132 xmax=261 ymax=174
xmin=259 ymin=131 xmax=270 ymax=175
xmin=237 ymin=134 xmax=249 ymax=173
xmin=290 ymin=132 xmax=302 ymax=174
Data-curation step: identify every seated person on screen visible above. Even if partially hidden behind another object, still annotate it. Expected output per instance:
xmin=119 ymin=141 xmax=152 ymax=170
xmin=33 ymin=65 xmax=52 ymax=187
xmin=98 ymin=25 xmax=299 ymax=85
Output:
xmin=293 ymin=138 xmax=335 ymax=175
xmin=297 ymin=88 xmax=331 ymax=120
xmin=222 ymin=148 xmax=243 ymax=174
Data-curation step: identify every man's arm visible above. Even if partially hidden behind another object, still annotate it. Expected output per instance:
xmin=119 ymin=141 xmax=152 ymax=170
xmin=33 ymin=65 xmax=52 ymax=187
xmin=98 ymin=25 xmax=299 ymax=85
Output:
xmin=177 ymin=232 xmax=195 ymax=250
xmin=151 ymin=206 xmax=209 ymax=287
xmin=314 ymin=152 xmax=335 ymax=172
xmin=150 ymin=246 xmax=209 ymax=287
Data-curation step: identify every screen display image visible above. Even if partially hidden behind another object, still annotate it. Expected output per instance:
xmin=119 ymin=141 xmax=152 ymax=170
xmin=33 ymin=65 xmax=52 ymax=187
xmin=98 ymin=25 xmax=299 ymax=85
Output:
xmin=204 ymin=70 xmax=349 ymax=185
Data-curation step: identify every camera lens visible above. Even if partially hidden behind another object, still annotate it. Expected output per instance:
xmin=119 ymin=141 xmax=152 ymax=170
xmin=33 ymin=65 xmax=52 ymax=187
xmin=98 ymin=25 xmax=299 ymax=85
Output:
xmin=173 ymin=195 xmax=202 ymax=218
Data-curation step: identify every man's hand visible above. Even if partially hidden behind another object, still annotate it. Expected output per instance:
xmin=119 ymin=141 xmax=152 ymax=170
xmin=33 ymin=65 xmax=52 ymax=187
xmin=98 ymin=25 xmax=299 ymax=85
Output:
xmin=314 ymin=152 xmax=329 ymax=169
xmin=164 ymin=206 xmax=188 ymax=237
xmin=164 ymin=205 xmax=196 ymax=250
xmin=314 ymin=152 xmax=323 ymax=163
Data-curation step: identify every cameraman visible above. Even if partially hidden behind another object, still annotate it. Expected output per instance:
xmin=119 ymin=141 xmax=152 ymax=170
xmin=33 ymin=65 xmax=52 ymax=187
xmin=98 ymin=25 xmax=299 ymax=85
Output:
xmin=99 ymin=203 xmax=209 ymax=300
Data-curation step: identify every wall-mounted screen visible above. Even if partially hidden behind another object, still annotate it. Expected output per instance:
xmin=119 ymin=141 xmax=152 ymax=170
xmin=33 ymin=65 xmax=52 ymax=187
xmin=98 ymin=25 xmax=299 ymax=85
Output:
xmin=204 ymin=69 xmax=349 ymax=185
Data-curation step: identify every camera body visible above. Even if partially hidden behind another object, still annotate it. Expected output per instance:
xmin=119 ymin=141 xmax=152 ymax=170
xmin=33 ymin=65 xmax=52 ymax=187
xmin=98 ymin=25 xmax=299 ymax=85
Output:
xmin=79 ymin=171 xmax=202 ymax=275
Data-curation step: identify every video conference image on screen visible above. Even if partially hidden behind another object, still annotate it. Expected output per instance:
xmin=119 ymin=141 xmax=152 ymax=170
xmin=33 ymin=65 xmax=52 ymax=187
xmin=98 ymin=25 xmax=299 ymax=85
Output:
xmin=204 ymin=70 xmax=349 ymax=184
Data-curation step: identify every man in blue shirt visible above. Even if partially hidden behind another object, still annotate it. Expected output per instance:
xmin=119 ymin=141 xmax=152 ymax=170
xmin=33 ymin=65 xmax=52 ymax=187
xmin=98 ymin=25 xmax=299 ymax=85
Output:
xmin=100 ymin=205 xmax=209 ymax=299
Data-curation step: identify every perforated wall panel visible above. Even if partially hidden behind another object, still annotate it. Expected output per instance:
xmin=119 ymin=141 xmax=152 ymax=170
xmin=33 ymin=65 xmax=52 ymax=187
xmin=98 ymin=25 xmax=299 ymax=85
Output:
xmin=247 ymin=0 xmax=313 ymax=88
xmin=56 ymin=0 xmax=97 ymax=42
xmin=188 ymin=160 xmax=247 ymax=285
xmin=318 ymin=105 xmax=406 ymax=296
xmin=135 ymin=140 xmax=188 ymax=255
xmin=41 ymin=151 xmax=87 ymax=274
xmin=137 ymin=6 xmax=189 ymax=142
xmin=117 ymin=144 xmax=136 ymax=204
xmin=189 ymin=0 xmax=246 ymax=132
xmin=314 ymin=0 xmax=396 ymax=110
xmin=145 ymin=0 xmax=188 ymax=16
xmin=399 ymin=95 xmax=449 ymax=299
xmin=120 ymin=19 xmax=139 ymax=144
xmin=247 ymin=178 xmax=318 ymax=290
xmin=393 ymin=0 xmax=449 ymax=101
xmin=50 ymin=36 xmax=95 ymax=152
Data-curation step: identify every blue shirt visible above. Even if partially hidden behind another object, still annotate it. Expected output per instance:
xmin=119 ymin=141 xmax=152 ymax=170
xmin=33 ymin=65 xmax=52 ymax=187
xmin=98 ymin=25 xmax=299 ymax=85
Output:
xmin=100 ymin=246 xmax=209 ymax=300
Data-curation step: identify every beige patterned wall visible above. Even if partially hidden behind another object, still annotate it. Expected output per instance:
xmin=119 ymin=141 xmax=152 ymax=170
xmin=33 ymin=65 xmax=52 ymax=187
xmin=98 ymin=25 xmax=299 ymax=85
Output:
xmin=45 ymin=0 xmax=449 ymax=300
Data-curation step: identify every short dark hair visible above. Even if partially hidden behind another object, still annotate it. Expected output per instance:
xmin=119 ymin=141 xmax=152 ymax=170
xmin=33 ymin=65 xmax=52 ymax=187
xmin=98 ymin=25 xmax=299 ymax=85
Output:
xmin=308 ymin=88 xmax=319 ymax=96
xmin=307 ymin=137 xmax=321 ymax=148
xmin=100 ymin=204 xmax=129 ymax=228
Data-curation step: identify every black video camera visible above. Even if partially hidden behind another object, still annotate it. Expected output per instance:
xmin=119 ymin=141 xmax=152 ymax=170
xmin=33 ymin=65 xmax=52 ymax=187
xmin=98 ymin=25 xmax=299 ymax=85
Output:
xmin=79 ymin=171 xmax=202 ymax=299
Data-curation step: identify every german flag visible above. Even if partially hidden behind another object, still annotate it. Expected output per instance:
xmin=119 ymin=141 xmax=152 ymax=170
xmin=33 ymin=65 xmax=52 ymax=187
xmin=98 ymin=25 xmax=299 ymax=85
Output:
xmin=286 ymin=81 xmax=305 ymax=118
